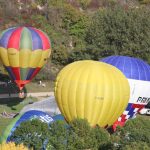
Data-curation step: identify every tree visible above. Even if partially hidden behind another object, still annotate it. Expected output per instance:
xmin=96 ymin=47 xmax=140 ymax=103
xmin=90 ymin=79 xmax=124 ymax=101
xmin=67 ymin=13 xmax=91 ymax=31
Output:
xmin=85 ymin=6 xmax=150 ymax=62
xmin=138 ymin=0 xmax=150 ymax=4
xmin=67 ymin=119 xmax=110 ymax=149
xmin=47 ymin=119 xmax=110 ymax=150
xmin=9 ymin=117 xmax=150 ymax=150
xmin=51 ymin=45 xmax=69 ymax=65
xmin=61 ymin=4 xmax=89 ymax=39
xmin=10 ymin=119 xmax=49 ymax=150
xmin=47 ymin=120 xmax=68 ymax=150
xmin=77 ymin=0 xmax=92 ymax=9
xmin=111 ymin=116 xmax=150 ymax=149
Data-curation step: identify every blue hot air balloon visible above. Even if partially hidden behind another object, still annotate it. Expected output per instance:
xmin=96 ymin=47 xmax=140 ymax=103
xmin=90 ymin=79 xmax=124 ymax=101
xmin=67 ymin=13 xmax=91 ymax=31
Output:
xmin=101 ymin=56 xmax=150 ymax=130
xmin=1 ymin=110 xmax=64 ymax=142
xmin=53 ymin=114 xmax=65 ymax=121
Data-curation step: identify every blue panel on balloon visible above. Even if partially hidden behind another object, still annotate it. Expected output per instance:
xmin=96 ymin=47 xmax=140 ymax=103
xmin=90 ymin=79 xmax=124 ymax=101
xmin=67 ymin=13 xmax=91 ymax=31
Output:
xmin=52 ymin=114 xmax=64 ymax=121
xmin=101 ymin=56 xmax=150 ymax=81
xmin=7 ymin=110 xmax=54 ymax=142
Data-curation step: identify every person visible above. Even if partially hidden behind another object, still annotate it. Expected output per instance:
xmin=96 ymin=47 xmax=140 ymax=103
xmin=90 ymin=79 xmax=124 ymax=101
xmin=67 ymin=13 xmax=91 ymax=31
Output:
xmin=39 ymin=80 xmax=42 ymax=85
xmin=19 ymin=90 xmax=25 ymax=98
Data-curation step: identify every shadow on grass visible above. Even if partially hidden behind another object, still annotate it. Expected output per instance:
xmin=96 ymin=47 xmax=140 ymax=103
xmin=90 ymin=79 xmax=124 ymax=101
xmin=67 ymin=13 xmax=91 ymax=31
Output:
xmin=0 ymin=73 xmax=28 ymax=107
xmin=0 ymin=97 xmax=23 ymax=108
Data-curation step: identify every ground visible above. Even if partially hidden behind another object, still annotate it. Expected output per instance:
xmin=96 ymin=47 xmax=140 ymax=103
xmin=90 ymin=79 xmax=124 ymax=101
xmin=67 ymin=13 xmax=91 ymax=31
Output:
xmin=0 ymin=80 xmax=54 ymax=94
xmin=0 ymin=97 xmax=38 ymax=136
xmin=25 ymin=81 xmax=54 ymax=93
xmin=0 ymin=79 xmax=55 ymax=136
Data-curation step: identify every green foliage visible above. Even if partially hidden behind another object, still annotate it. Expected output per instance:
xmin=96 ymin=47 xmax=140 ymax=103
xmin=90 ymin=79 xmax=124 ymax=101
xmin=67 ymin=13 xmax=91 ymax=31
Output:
xmin=122 ymin=142 xmax=150 ymax=150
xmin=139 ymin=0 xmax=150 ymax=4
xmin=77 ymin=0 xmax=92 ymax=9
xmin=9 ymin=117 xmax=150 ymax=150
xmin=111 ymin=116 xmax=150 ymax=149
xmin=68 ymin=49 xmax=92 ymax=62
xmin=1 ymin=0 xmax=150 ymax=67
xmin=51 ymin=45 xmax=69 ymax=65
xmin=47 ymin=119 xmax=110 ymax=150
xmin=47 ymin=120 xmax=68 ymax=150
xmin=67 ymin=119 xmax=97 ymax=149
xmin=10 ymin=119 xmax=49 ymax=150
xmin=61 ymin=4 xmax=89 ymax=39
xmin=69 ymin=119 xmax=110 ymax=149
xmin=85 ymin=6 xmax=150 ymax=62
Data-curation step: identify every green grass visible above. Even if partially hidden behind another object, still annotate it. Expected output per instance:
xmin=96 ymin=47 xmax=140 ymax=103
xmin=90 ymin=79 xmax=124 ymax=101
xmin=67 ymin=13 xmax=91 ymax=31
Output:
xmin=0 ymin=80 xmax=54 ymax=94
xmin=0 ymin=118 xmax=12 ymax=137
xmin=0 ymin=79 xmax=54 ymax=137
xmin=0 ymin=97 xmax=38 ymax=136
xmin=137 ymin=114 xmax=150 ymax=120
xmin=25 ymin=80 xmax=54 ymax=93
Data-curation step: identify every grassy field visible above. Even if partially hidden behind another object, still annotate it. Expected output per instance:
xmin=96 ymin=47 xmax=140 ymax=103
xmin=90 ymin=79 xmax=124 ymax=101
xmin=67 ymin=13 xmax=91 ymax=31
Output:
xmin=25 ymin=80 xmax=54 ymax=93
xmin=137 ymin=114 xmax=150 ymax=120
xmin=0 ymin=79 xmax=54 ymax=137
xmin=0 ymin=97 xmax=37 ymax=136
xmin=0 ymin=80 xmax=54 ymax=94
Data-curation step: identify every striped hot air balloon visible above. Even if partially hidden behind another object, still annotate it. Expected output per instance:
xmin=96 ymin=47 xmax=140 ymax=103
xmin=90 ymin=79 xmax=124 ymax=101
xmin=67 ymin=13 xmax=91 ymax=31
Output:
xmin=0 ymin=26 xmax=51 ymax=90
xmin=101 ymin=56 xmax=150 ymax=130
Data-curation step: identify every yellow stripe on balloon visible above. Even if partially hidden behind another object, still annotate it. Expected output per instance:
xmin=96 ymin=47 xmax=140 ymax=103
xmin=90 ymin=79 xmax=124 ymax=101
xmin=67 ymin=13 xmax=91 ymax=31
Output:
xmin=38 ymin=49 xmax=51 ymax=68
xmin=8 ymin=48 xmax=19 ymax=67
xmin=29 ymin=49 xmax=42 ymax=68
xmin=0 ymin=47 xmax=10 ymax=66
xmin=19 ymin=49 xmax=31 ymax=68
xmin=0 ymin=48 xmax=51 ymax=68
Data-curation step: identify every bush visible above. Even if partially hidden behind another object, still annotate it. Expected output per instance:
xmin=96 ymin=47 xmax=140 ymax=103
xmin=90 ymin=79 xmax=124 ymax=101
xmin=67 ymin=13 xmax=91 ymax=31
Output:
xmin=47 ymin=120 xmax=68 ymax=150
xmin=51 ymin=45 xmax=69 ymax=65
xmin=111 ymin=116 xmax=150 ymax=149
xmin=68 ymin=49 xmax=92 ymax=63
xmin=139 ymin=0 xmax=150 ymax=4
xmin=9 ymin=117 xmax=150 ymax=150
xmin=47 ymin=119 xmax=110 ymax=150
xmin=10 ymin=119 xmax=49 ymax=150
xmin=85 ymin=6 xmax=150 ymax=62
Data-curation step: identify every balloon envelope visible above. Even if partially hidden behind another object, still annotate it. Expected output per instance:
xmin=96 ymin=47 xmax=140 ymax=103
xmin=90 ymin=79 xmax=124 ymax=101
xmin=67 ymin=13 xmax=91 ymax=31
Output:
xmin=54 ymin=60 xmax=130 ymax=127
xmin=53 ymin=114 xmax=65 ymax=121
xmin=1 ymin=110 xmax=60 ymax=142
xmin=101 ymin=56 xmax=150 ymax=129
xmin=0 ymin=27 xmax=51 ymax=90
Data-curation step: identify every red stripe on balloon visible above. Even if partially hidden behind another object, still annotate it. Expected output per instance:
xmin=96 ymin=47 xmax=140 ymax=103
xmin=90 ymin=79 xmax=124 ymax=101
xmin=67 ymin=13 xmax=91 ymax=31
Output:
xmin=112 ymin=120 xmax=125 ymax=131
xmin=11 ymin=67 xmax=20 ymax=80
xmin=32 ymin=28 xmax=51 ymax=50
xmin=30 ymin=67 xmax=41 ymax=80
xmin=120 ymin=114 xmax=127 ymax=122
xmin=132 ymin=104 xmax=145 ymax=109
xmin=7 ymin=27 xmax=23 ymax=50
xmin=15 ymin=80 xmax=30 ymax=90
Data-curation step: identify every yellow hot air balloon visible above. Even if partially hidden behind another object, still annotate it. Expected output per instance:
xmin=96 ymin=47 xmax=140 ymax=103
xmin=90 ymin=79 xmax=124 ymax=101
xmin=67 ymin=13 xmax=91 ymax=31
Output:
xmin=54 ymin=60 xmax=130 ymax=127
xmin=0 ymin=142 xmax=28 ymax=150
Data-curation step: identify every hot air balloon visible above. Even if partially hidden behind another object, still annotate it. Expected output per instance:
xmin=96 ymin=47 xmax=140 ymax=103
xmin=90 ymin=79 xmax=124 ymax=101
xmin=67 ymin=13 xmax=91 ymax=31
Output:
xmin=0 ymin=142 xmax=28 ymax=150
xmin=53 ymin=114 xmax=65 ymax=121
xmin=1 ymin=110 xmax=61 ymax=143
xmin=54 ymin=60 xmax=130 ymax=127
xmin=101 ymin=56 xmax=150 ymax=130
xmin=0 ymin=27 xmax=51 ymax=91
